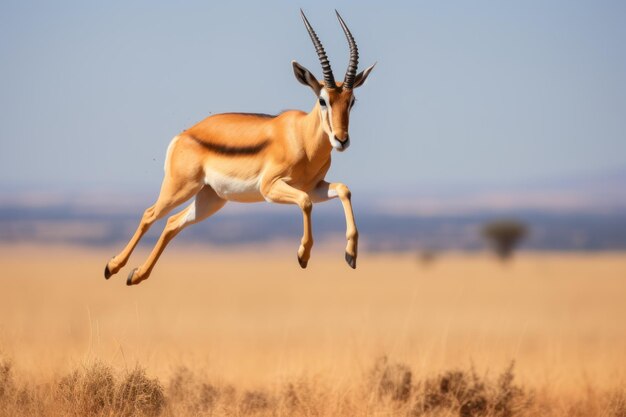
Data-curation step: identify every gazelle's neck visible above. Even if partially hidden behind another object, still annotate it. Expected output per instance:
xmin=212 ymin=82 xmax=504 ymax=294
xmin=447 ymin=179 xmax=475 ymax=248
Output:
xmin=299 ymin=104 xmax=332 ymax=161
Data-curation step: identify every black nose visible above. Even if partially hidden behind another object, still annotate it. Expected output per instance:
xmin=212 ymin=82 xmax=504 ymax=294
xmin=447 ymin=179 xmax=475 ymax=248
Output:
xmin=334 ymin=134 xmax=349 ymax=144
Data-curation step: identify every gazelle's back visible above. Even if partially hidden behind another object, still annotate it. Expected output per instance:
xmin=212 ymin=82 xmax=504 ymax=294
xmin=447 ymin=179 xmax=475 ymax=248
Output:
xmin=185 ymin=112 xmax=279 ymax=153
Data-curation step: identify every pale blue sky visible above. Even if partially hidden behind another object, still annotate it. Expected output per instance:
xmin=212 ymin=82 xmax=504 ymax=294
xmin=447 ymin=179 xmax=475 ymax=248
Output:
xmin=1 ymin=0 xmax=625 ymax=195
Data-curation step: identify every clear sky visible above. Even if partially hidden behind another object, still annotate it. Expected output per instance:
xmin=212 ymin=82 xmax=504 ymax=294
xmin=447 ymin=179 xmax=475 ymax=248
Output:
xmin=1 ymin=0 xmax=625 ymax=195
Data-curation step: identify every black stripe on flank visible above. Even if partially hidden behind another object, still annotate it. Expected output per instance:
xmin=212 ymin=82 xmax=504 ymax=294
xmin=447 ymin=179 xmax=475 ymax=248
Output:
xmin=222 ymin=112 xmax=277 ymax=119
xmin=191 ymin=136 xmax=269 ymax=156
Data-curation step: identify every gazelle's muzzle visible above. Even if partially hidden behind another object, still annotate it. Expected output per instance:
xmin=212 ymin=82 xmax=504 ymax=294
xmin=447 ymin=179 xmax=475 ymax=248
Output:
xmin=331 ymin=134 xmax=350 ymax=152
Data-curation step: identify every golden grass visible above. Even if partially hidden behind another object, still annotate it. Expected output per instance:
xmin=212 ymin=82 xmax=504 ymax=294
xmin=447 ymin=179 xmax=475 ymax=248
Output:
xmin=0 ymin=244 xmax=625 ymax=416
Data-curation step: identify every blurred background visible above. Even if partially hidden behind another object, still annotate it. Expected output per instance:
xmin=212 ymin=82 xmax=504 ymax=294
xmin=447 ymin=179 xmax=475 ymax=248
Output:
xmin=1 ymin=0 xmax=625 ymax=255
xmin=1 ymin=4 xmax=626 ymax=415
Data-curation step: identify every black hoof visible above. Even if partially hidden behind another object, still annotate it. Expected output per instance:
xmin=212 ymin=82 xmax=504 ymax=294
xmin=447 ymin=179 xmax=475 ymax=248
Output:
xmin=127 ymin=268 xmax=138 ymax=286
xmin=297 ymin=256 xmax=308 ymax=269
xmin=104 ymin=257 xmax=115 ymax=280
xmin=345 ymin=252 xmax=356 ymax=269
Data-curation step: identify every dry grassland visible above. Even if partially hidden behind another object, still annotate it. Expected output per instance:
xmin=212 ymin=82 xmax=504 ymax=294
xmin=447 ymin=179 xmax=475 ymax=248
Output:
xmin=0 ymin=244 xmax=625 ymax=416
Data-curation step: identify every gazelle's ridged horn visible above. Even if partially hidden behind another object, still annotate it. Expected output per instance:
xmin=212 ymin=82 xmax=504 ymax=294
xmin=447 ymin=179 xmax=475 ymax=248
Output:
xmin=335 ymin=10 xmax=359 ymax=90
xmin=300 ymin=9 xmax=336 ymax=89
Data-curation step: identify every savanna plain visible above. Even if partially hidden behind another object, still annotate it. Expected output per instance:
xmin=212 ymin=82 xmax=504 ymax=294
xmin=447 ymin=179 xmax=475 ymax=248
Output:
xmin=0 ymin=244 xmax=625 ymax=416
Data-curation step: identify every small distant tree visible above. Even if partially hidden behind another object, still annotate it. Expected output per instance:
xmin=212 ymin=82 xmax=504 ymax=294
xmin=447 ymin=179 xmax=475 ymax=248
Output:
xmin=481 ymin=220 xmax=528 ymax=260
xmin=417 ymin=248 xmax=438 ymax=267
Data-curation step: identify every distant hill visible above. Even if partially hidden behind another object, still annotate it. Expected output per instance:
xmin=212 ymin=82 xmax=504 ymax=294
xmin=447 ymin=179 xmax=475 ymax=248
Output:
xmin=370 ymin=167 xmax=626 ymax=216
xmin=1 ymin=183 xmax=625 ymax=252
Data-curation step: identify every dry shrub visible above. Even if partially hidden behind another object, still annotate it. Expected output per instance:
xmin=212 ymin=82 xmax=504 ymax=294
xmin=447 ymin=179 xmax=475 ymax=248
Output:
xmin=0 ymin=359 xmax=14 ymax=403
xmin=240 ymin=389 xmax=271 ymax=414
xmin=58 ymin=361 xmax=115 ymax=416
xmin=57 ymin=362 xmax=164 ymax=417
xmin=167 ymin=367 xmax=221 ymax=415
xmin=368 ymin=356 xmax=413 ymax=402
xmin=167 ymin=367 xmax=277 ymax=416
xmin=492 ymin=362 xmax=528 ymax=417
xmin=419 ymin=369 xmax=486 ymax=416
xmin=0 ymin=357 xmax=48 ymax=417
xmin=281 ymin=377 xmax=358 ymax=417
xmin=414 ymin=361 xmax=528 ymax=417
xmin=282 ymin=378 xmax=323 ymax=414
xmin=609 ymin=389 xmax=626 ymax=417
xmin=168 ymin=370 xmax=330 ymax=416
xmin=116 ymin=366 xmax=166 ymax=417
xmin=167 ymin=367 xmax=194 ymax=401
xmin=15 ymin=385 xmax=45 ymax=417
xmin=0 ymin=359 xmax=16 ymax=415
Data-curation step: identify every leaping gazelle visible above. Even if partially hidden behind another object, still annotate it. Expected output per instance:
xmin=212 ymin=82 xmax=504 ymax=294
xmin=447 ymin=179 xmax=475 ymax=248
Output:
xmin=104 ymin=10 xmax=375 ymax=285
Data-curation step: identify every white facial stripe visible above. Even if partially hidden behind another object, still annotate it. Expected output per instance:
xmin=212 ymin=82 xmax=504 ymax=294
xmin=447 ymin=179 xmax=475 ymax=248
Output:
xmin=319 ymin=89 xmax=351 ymax=152
xmin=318 ymin=89 xmax=332 ymax=138
xmin=319 ymin=89 xmax=336 ymax=144
xmin=324 ymin=90 xmax=334 ymax=133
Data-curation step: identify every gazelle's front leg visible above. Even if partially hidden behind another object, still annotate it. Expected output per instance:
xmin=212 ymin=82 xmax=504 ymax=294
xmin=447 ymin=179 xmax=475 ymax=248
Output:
xmin=261 ymin=179 xmax=313 ymax=268
xmin=310 ymin=181 xmax=358 ymax=268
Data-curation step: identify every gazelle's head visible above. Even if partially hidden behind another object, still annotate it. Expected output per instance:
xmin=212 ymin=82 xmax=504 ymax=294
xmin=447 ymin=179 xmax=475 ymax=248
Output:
xmin=293 ymin=10 xmax=375 ymax=152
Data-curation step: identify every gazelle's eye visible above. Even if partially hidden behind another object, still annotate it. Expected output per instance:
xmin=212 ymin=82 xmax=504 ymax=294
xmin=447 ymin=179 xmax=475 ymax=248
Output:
xmin=319 ymin=98 xmax=327 ymax=107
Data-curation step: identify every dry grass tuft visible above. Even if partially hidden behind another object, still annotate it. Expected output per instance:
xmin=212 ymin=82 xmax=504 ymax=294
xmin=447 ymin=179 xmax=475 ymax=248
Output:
xmin=369 ymin=355 xmax=413 ymax=402
xmin=167 ymin=367 xmax=225 ymax=415
xmin=281 ymin=378 xmax=328 ymax=415
xmin=0 ymin=357 xmax=46 ymax=417
xmin=363 ymin=357 xmax=531 ymax=417
xmin=57 ymin=361 xmax=116 ymax=416
xmin=0 ymin=359 xmax=15 ymax=416
xmin=116 ymin=366 xmax=166 ymax=417
xmin=0 ymin=359 xmax=14 ymax=403
xmin=56 ymin=361 xmax=164 ymax=417
xmin=609 ymin=389 xmax=626 ymax=417
xmin=415 ymin=361 xmax=529 ymax=417
xmin=240 ymin=389 xmax=271 ymax=414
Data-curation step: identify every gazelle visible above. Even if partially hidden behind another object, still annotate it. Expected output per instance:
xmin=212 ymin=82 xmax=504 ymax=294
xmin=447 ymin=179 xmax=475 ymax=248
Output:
xmin=104 ymin=10 xmax=375 ymax=285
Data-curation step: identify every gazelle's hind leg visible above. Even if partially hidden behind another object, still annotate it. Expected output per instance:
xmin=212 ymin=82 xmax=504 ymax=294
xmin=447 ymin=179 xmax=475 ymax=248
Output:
xmin=105 ymin=167 xmax=204 ymax=279
xmin=127 ymin=186 xmax=226 ymax=286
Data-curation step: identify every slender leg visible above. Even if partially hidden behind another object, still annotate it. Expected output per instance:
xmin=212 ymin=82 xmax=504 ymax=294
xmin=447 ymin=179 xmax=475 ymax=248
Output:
xmin=261 ymin=179 xmax=313 ymax=268
xmin=310 ymin=180 xmax=358 ymax=268
xmin=127 ymin=186 xmax=226 ymax=285
xmin=105 ymin=177 xmax=204 ymax=279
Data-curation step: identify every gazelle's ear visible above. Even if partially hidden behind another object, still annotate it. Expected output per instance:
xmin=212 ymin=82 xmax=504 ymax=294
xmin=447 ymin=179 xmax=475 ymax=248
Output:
xmin=353 ymin=62 xmax=376 ymax=89
xmin=292 ymin=60 xmax=322 ymax=96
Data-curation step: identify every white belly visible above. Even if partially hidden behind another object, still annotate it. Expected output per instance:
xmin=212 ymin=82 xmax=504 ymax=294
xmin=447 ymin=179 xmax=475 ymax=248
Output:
xmin=204 ymin=167 xmax=264 ymax=202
